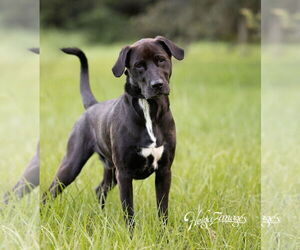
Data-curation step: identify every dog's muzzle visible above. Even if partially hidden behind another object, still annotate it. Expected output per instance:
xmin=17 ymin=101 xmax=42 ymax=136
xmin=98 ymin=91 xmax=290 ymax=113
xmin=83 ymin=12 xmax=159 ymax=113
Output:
xmin=145 ymin=79 xmax=169 ymax=99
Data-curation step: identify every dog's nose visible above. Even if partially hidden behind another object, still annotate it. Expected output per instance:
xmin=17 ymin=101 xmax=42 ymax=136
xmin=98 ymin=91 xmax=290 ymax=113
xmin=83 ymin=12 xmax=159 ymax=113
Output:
xmin=151 ymin=80 xmax=163 ymax=89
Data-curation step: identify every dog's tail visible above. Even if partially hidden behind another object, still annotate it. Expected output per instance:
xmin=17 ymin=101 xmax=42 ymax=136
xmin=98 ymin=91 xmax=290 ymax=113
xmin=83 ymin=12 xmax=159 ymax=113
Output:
xmin=29 ymin=48 xmax=40 ymax=54
xmin=61 ymin=48 xmax=98 ymax=109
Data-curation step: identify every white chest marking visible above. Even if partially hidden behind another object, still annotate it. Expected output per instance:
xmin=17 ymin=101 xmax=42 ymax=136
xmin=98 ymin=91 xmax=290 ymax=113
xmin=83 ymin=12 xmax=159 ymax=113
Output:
xmin=138 ymin=99 xmax=164 ymax=169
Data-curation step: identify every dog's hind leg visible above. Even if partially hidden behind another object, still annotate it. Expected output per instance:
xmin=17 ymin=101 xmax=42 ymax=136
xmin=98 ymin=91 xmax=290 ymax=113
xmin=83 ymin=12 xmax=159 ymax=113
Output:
xmin=95 ymin=167 xmax=117 ymax=209
xmin=43 ymin=118 xmax=94 ymax=203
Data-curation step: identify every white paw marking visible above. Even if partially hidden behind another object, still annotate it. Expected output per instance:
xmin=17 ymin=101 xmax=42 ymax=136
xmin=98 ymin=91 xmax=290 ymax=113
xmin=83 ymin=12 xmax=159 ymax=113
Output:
xmin=138 ymin=99 xmax=164 ymax=169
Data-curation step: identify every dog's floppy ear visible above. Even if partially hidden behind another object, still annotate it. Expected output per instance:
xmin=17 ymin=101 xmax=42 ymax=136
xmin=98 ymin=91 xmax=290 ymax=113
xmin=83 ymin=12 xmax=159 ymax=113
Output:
xmin=155 ymin=36 xmax=184 ymax=60
xmin=112 ymin=46 xmax=131 ymax=77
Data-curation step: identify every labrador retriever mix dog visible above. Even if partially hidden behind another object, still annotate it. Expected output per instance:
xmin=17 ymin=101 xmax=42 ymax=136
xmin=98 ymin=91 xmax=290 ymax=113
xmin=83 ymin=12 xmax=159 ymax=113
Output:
xmin=43 ymin=36 xmax=184 ymax=231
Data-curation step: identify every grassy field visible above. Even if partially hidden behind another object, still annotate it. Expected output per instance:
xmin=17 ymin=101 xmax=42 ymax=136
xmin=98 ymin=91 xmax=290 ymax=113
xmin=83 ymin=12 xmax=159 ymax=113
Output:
xmin=261 ymin=46 xmax=300 ymax=249
xmin=2 ymin=31 xmax=299 ymax=249
xmin=0 ymin=29 xmax=39 ymax=249
xmin=0 ymin=31 xmax=260 ymax=248
xmin=39 ymin=32 xmax=260 ymax=249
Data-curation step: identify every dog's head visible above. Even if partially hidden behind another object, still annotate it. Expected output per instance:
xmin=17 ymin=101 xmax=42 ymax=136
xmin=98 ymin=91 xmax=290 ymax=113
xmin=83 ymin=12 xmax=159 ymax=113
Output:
xmin=112 ymin=36 xmax=184 ymax=99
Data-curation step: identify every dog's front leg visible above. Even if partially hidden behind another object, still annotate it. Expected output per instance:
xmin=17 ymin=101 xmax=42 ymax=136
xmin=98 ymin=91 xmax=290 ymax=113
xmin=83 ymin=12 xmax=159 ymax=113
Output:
xmin=117 ymin=170 xmax=134 ymax=233
xmin=155 ymin=167 xmax=171 ymax=225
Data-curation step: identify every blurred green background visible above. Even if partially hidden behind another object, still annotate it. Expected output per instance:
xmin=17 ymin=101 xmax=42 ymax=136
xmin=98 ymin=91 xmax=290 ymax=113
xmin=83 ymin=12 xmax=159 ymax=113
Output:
xmin=0 ymin=30 xmax=39 ymax=249
xmin=40 ymin=0 xmax=260 ymax=43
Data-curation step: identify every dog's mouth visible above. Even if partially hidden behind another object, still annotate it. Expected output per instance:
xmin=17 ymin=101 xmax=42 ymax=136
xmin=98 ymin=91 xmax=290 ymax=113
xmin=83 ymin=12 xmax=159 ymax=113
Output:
xmin=145 ymin=90 xmax=169 ymax=100
xmin=143 ymin=84 xmax=170 ymax=99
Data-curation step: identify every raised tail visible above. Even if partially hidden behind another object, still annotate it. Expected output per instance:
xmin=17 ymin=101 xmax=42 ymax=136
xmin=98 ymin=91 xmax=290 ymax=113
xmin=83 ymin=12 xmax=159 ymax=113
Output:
xmin=29 ymin=48 xmax=40 ymax=54
xmin=61 ymin=48 xmax=98 ymax=109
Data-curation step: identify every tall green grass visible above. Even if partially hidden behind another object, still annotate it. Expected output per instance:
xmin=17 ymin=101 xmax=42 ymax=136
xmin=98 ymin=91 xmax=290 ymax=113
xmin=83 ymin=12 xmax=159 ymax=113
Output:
xmin=0 ymin=29 xmax=39 ymax=249
xmin=38 ymin=34 xmax=260 ymax=249
xmin=261 ymin=46 xmax=300 ymax=249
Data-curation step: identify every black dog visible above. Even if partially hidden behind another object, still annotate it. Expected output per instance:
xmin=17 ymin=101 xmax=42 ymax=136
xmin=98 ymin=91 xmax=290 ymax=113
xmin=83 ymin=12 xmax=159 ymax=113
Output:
xmin=43 ymin=36 xmax=184 ymax=231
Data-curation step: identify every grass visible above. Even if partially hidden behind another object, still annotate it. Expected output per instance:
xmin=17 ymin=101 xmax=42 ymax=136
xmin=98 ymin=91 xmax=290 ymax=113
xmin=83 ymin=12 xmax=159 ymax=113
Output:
xmin=1 ymin=31 xmax=299 ymax=249
xmin=0 ymin=29 xmax=39 ymax=249
xmin=261 ymin=45 xmax=300 ymax=249
xmin=39 ymin=33 xmax=261 ymax=249
xmin=0 ymin=29 xmax=260 ymax=249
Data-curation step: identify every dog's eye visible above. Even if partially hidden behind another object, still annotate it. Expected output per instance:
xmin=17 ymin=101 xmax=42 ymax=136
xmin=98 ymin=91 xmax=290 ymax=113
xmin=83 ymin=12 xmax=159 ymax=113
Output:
xmin=134 ymin=62 xmax=144 ymax=69
xmin=156 ymin=56 xmax=166 ymax=63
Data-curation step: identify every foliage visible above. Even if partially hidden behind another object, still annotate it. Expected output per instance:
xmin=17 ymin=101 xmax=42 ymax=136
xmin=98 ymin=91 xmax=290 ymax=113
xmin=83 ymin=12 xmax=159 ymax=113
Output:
xmin=0 ymin=0 xmax=38 ymax=30
xmin=40 ymin=0 xmax=260 ymax=43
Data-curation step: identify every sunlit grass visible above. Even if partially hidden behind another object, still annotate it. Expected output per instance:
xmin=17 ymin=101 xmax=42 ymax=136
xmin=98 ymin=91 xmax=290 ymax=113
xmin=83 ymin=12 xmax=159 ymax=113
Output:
xmin=261 ymin=46 xmax=300 ymax=249
xmin=0 ymin=29 xmax=39 ymax=249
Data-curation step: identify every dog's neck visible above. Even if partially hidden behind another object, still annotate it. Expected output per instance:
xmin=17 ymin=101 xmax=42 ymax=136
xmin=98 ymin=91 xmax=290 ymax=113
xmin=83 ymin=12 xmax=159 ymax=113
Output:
xmin=124 ymin=82 xmax=170 ymax=122
xmin=124 ymin=79 xmax=143 ymax=99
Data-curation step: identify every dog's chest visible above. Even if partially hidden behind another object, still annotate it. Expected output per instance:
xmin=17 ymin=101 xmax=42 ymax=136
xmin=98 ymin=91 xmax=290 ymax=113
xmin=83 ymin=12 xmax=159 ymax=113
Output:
xmin=138 ymin=99 xmax=164 ymax=169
